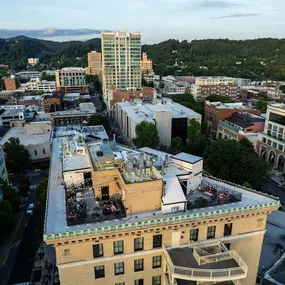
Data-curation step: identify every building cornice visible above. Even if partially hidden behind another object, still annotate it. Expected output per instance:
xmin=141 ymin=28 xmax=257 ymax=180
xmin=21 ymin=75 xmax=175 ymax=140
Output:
xmin=43 ymin=200 xmax=280 ymax=241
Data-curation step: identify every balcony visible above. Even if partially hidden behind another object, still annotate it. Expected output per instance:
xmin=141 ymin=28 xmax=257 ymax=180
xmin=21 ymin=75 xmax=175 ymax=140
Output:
xmin=163 ymin=241 xmax=247 ymax=284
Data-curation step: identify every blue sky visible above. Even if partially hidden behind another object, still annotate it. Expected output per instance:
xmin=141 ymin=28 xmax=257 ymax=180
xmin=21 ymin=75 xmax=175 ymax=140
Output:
xmin=1 ymin=0 xmax=285 ymax=43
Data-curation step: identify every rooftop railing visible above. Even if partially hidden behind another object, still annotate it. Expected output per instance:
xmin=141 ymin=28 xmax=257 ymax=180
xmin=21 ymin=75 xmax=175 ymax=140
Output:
xmin=163 ymin=242 xmax=248 ymax=282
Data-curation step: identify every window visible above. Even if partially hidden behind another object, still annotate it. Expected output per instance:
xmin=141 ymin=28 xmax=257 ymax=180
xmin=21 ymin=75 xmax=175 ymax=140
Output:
xmin=153 ymin=234 xmax=162 ymax=248
xmin=93 ymin=244 xmax=103 ymax=258
xmin=207 ymin=226 xmax=216 ymax=239
xmin=134 ymin=237 xmax=144 ymax=251
xmin=94 ymin=265 xmax=105 ymax=279
xmin=43 ymin=148 xmax=46 ymax=155
xmin=152 ymin=256 xmax=162 ymax=268
xmin=134 ymin=258 xmax=144 ymax=272
xmin=116 ymin=283 xmax=125 ymax=285
xmin=34 ymin=149 xmax=37 ymax=156
xmin=152 ymin=276 xmax=161 ymax=285
xmin=135 ymin=279 xmax=144 ymax=285
xmin=189 ymin=229 xmax=199 ymax=241
xmin=114 ymin=262 xmax=124 ymax=275
xmin=113 ymin=240 xmax=124 ymax=254
xmin=224 ymin=223 xmax=232 ymax=236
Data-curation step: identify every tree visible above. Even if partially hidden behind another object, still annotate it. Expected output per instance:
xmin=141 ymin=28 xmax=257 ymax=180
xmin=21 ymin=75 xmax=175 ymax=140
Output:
xmin=88 ymin=114 xmax=110 ymax=130
xmin=3 ymin=185 xmax=20 ymax=213
xmin=187 ymin=119 xmax=201 ymax=143
xmin=0 ymin=200 xmax=13 ymax=236
xmin=49 ymin=104 xmax=56 ymax=112
xmin=35 ymin=179 xmax=48 ymax=211
xmin=184 ymin=135 xmax=211 ymax=157
xmin=86 ymin=74 xmax=102 ymax=93
xmin=239 ymin=137 xmax=254 ymax=152
xmin=255 ymin=99 xmax=268 ymax=113
xmin=169 ymin=137 xmax=183 ymax=154
xmin=4 ymin=137 xmax=31 ymax=174
xmin=133 ymin=121 xmax=160 ymax=148
xmin=279 ymin=85 xmax=285 ymax=93
xmin=204 ymin=140 xmax=268 ymax=189
xmin=205 ymin=95 xmax=234 ymax=103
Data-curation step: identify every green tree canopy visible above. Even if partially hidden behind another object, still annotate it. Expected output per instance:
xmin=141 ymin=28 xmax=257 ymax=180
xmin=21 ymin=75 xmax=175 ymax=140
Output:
xmin=0 ymin=200 xmax=13 ymax=236
xmin=169 ymin=137 xmax=184 ymax=154
xmin=4 ymin=137 xmax=31 ymax=174
xmin=204 ymin=140 xmax=268 ymax=189
xmin=133 ymin=121 xmax=160 ymax=148
xmin=184 ymin=135 xmax=211 ymax=157
xmin=35 ymin=179 xmax=48 ymax=212
xmin=88 ymin=114 xmax=110 ymax=130
xmin=205 ymin=95 xmax=234 ymax=103
xmin=49 ymin=104 xmax=56 ymax=112
xmin=255 ymin=99 xmax=268 ymax=113
xmin=187 ymin=119 xmax=201 ymax=143
xmin=3 ymin=185 xmax=20 ymax=213
xmin=279 ymin=85 xmax=285 ymax=93
xmin=86 ymin=74 xmax=102 ymax=93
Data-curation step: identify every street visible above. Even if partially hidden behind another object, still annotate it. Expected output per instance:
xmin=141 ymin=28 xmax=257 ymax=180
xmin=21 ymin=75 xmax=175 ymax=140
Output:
xmin=262 ymin=179 xmax=285 ymax=205
xmin=0 ymin=179 xmax=45 ymax=285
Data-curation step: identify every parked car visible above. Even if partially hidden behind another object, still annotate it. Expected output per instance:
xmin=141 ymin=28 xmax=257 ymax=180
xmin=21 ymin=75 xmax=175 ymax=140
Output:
xmin=26 ymin=203 xmax=35 ymax=215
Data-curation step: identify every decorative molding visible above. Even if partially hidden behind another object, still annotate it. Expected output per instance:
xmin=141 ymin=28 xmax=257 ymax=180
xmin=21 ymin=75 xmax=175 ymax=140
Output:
xmin=43 ymin=201 xmax=280 ymax=241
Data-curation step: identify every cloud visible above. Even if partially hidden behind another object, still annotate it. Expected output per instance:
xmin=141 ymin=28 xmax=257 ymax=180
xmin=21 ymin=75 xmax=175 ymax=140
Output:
xmin=212 ymin=12 xmax=261 ymax=19
xmin=177 ymin=0 xmax=241 ymax=11
xmin=199 ymin=0 xmax=239 ymax=8
xmin=0 ymin=28 xmax=109 ymax=39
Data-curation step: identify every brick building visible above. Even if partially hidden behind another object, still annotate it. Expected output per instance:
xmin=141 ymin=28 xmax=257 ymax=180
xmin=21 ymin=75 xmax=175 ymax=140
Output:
xmin=4 ymin=76 xmax=20 ymax=91
xmin=217 ymin=112 xmax=265 ymax=141
xmin=43 ymin=92 xmax=62 ymax=113
xmin=204 ymin=101 xmax=261 ymax=138
xmin=105 ymin=86 xmax=157 ymax=113
xmin=191 ymin=76 xmax=239 ymax=101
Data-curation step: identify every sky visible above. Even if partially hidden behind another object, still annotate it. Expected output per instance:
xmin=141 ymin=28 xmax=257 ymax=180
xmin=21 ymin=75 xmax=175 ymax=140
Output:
xmin=1 ymin=0 xmax=285 ymax=43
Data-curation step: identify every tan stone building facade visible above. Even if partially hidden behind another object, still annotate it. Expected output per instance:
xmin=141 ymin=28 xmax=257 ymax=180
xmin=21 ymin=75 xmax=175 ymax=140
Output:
xmin=141 ymin=52 xmax=153 ymax=74
xmin=44 ymin=130 xmax=280 ymax=285
xmin=86 ymin=51 xmax=102 ymax=75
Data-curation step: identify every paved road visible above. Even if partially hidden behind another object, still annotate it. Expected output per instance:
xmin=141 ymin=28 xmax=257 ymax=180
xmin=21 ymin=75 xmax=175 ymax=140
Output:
xmin=0 ymin=174 xmax=46 ymax=285
xmin=8 ymin=212 xmax=44 ymax=285
xmin=262 ymin=179 xmax=285 ymax=205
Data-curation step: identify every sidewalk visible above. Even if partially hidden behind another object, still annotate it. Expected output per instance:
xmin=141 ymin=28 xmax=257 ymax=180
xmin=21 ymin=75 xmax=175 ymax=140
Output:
xmin=0 ymin=212 xmax=23 ymax=267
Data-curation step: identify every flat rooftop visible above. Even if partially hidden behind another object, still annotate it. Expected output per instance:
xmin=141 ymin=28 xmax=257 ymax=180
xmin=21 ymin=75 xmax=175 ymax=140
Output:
xmin=45 ymin=133 xmax=279 ymax=238
xmin=19 ymin=95 xmax=44 ymax=101
xmin=117 ymin=99 xmax=201 ymax=122
xmin=0 ymin=127 xmax=50 ymax=146
xmin=53 ymin=109 xmax=95 ymax=117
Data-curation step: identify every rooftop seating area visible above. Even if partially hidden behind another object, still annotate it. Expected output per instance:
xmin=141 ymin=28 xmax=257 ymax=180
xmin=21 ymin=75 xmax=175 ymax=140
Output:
xmin=66 ymin=181 xmax=126 ymax=226
xmin=186 ymin=180 xmax=242 ymax=210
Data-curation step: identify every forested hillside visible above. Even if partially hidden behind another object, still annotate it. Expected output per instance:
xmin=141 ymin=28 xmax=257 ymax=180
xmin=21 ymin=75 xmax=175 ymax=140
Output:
xmin=142 ymin=38 xmax=285 ymax=80
xmin=1 ymin=36 xmax=285 ymax=80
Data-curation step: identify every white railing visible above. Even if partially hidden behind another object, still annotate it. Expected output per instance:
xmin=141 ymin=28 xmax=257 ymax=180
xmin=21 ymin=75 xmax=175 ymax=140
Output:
xmin=163 ymin=244 xmax=248 ymax=282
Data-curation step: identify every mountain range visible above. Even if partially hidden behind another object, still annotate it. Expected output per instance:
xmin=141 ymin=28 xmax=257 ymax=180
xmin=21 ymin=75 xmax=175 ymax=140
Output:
xmin=1 ymin=36 xmax=285 ymax=81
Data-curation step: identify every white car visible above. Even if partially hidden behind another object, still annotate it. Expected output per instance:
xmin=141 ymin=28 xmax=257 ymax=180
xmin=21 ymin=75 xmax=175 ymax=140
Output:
xmin=26 ymin=203 xmax=35 ymax=215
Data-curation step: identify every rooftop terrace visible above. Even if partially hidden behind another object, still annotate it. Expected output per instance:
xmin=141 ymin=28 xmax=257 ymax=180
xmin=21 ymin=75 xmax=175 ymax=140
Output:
xmin=44 ymin=129 xmax=280 ymax=240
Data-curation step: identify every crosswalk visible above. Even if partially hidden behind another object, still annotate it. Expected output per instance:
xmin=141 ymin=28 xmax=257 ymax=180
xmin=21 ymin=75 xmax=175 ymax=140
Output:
xmin=12 ymin=240 xmax=21 ymax=248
